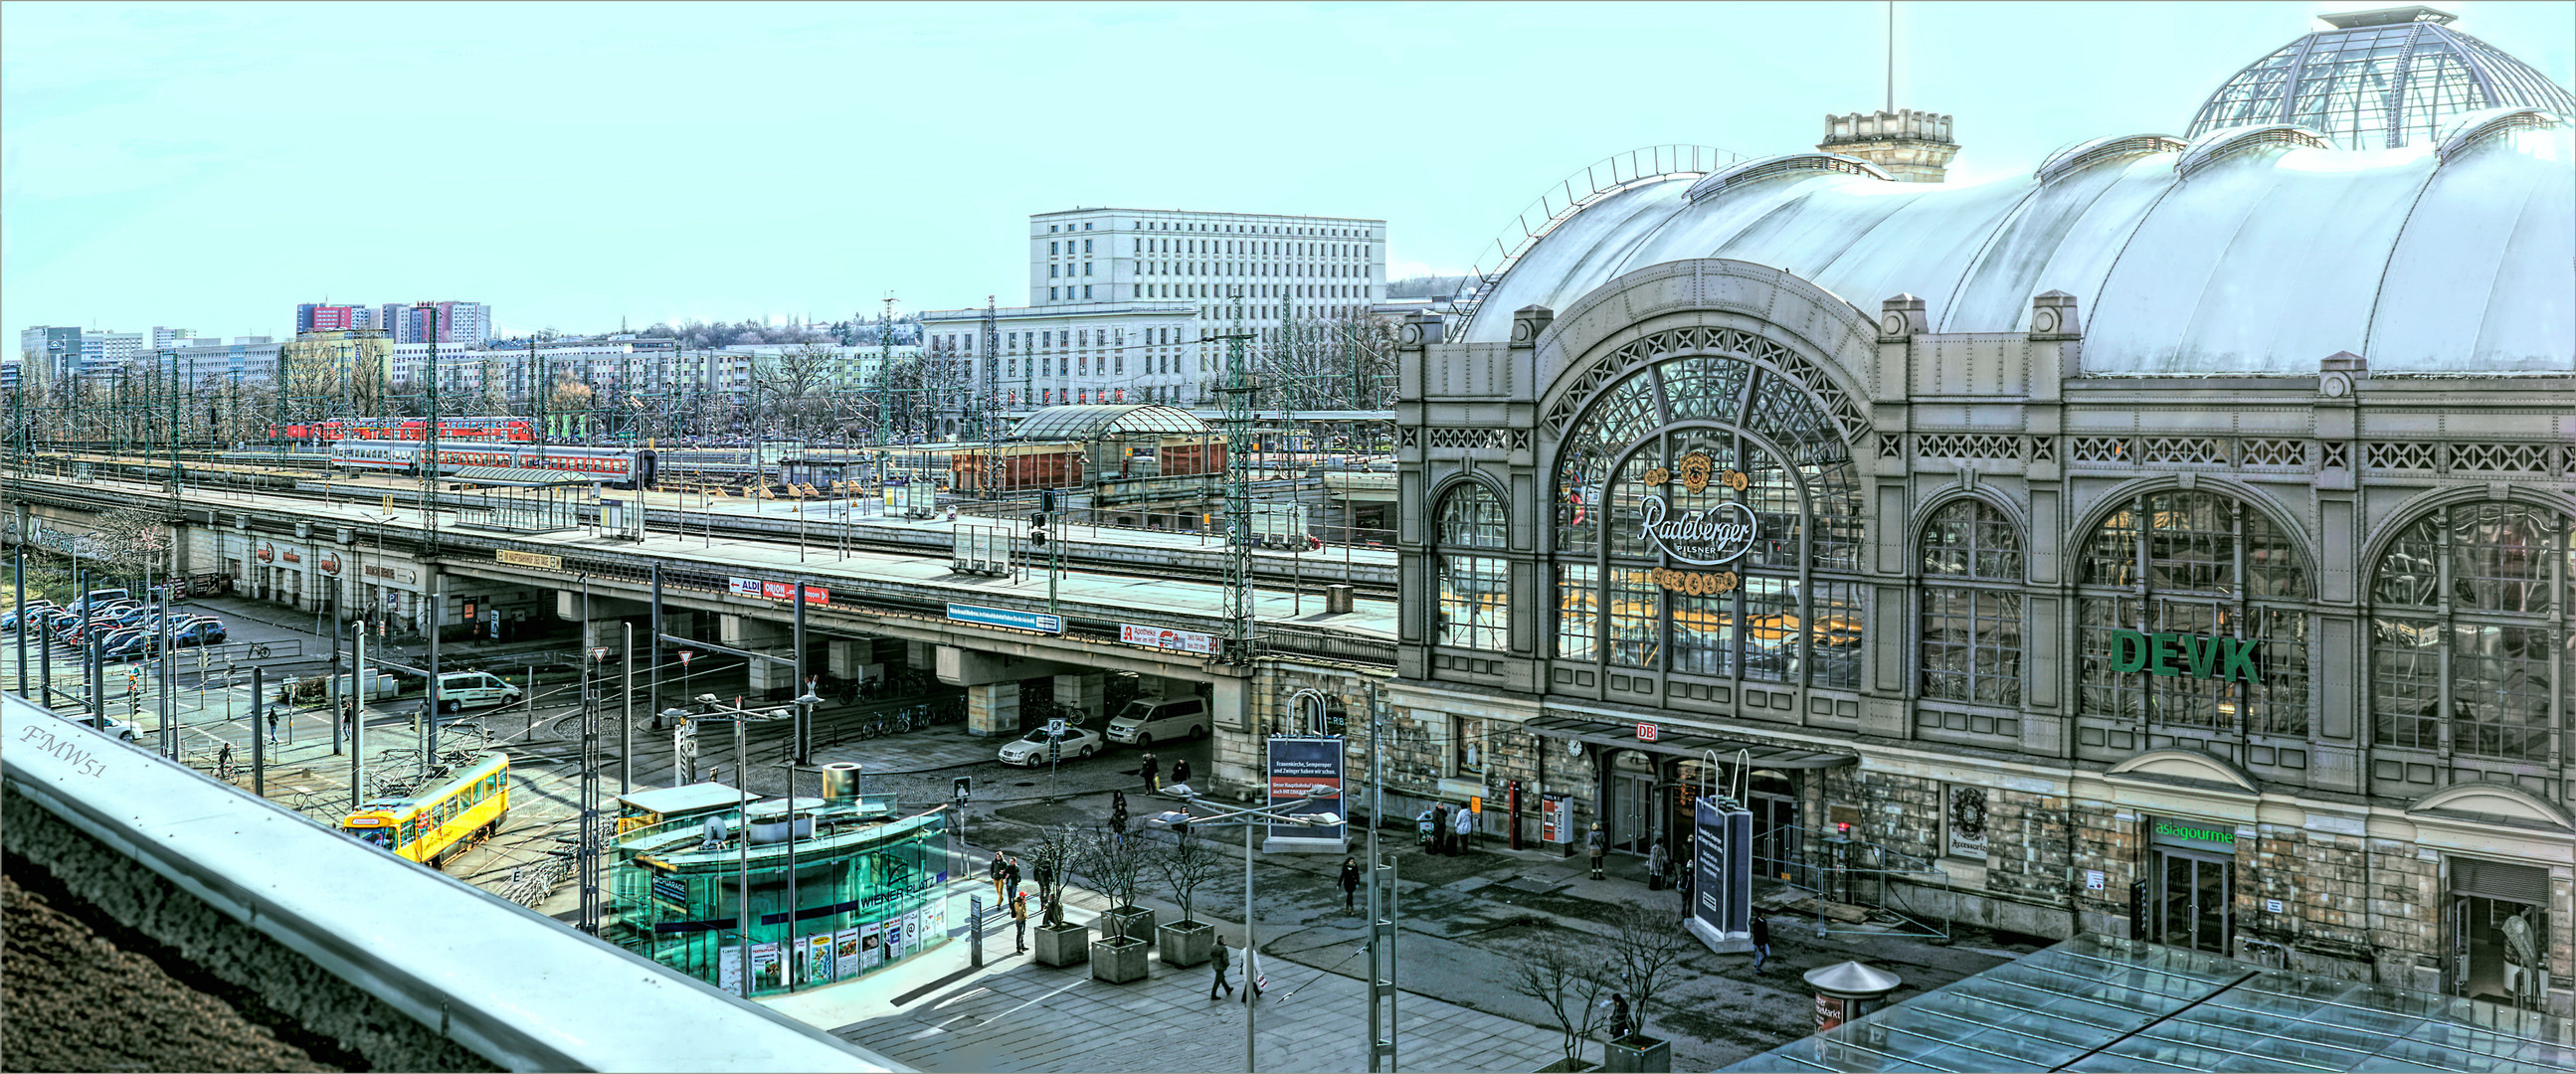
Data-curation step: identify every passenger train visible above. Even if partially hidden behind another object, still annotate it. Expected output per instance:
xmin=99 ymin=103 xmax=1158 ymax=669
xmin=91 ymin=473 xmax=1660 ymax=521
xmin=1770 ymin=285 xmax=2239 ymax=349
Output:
xmin=332 ymin=440 xmax=756 ymax=487
xmin=271 ymin=417 xmax=536 ymax=444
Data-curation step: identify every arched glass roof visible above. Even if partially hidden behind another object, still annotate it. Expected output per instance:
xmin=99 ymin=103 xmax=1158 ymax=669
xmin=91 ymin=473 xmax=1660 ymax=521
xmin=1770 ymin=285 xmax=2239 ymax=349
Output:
xmin=2187 ymin=5 xmax=2576 ymax=149
xmin=1012 ymin=404 xmax=1207 ymax=441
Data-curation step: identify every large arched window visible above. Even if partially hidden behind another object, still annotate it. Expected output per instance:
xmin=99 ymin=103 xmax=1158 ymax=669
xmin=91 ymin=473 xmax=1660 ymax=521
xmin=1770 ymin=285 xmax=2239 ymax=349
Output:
xmin=2076 ymin=490 xmax=2310 ymax=735
xmin=2368 ymin=503 xmax=2572 ymax=762
xmin=1548 ymin=352 xmax=1864 ymax=689
xmin=1434 ymin=481 xmax=1508 ymax=651
xmin=1921 ymin=499 xmax=2024 ymax=706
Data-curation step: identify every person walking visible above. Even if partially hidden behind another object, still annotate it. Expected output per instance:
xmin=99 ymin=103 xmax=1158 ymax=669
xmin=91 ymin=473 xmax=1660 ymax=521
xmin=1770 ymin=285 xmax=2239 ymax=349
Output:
xmin=216 ymin=741 xmax=233 ymax=779
xmin=1453 ymin=804 xmax=1475 ymax=854
xmin=989 ymin=850 xmax=1010 ymax=904
xmin=1586 ymin=822 xmax=1607 ymax=880
xmin=1242 ymin=947 xmax=1266 ymax=1004
xmin=1004 ymin=855 xmax=1024 ymax=902
xmin=267 ymin=707 xmax=281 ymax=746
xmin=1677 ymin=852 xmax=1696 ymax=915
xmin=1170 ymin=756 xmax=1191 ymax=788
xmin=1646 ymin=839 xmax=1669 ymax=891
xmin=1339 ymin=856 xmax=1363 ymax=910
xmin=1208 ymin=935 xmax=1234 ymax=999
xmin=1607 ymin=992 xmax=1634 ymax=1041
xmin=1430 ymin=804 xmax=1451 ymax=855
xmin=1138 ymin=752 xmax=1160 ymax=793
xmin=1033 ymin=855 xmax=1056 ymax=912
xmin=1011 ymin=885 xmax=1030 ymax=955
xmin=1110 ymin=789 xmax=1130 ymax=830
xmin=1749 ymin=911 xmax=1773 ymax=975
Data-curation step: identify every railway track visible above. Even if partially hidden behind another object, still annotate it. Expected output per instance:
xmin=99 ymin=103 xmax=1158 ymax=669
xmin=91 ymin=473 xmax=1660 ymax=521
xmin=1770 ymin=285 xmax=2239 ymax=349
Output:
xmin=14 ymin=458 xmax=1398 ymax=602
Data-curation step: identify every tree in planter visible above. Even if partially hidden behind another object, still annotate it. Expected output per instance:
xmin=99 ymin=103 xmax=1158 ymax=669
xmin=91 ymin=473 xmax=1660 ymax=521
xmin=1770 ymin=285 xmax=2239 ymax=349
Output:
xmin=1505 ymin=937 xmax=1613 ymax=1070
xmin=1147 ymin=825 xmax=1226 ymax=929
xmin=1030 ymin=824 xmax=1084 ymax=927
xmin=1073 ymin=824 xmax=1151 ymax=942
xmin=1603 ymin=900 xmax=1695 ymax=1042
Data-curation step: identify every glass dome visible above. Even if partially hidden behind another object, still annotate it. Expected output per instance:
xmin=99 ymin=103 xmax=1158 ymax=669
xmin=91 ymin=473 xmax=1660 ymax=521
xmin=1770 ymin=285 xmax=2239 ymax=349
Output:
xmin=2187 ymin=5 xmax=2575 ymax=149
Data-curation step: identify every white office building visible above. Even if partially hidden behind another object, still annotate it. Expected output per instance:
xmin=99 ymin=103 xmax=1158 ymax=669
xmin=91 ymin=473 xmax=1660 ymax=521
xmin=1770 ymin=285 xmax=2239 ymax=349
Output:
xmin=918 ymin=301 xmax=1205 ymax=416
xmin=1029 ymin=208 xmax=1385 ymax=347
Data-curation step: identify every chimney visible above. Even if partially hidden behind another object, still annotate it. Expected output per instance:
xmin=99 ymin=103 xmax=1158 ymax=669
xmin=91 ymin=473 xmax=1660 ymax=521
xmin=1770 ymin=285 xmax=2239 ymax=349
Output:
xmin=1818 ymin=108 xmax=1959 ymax=182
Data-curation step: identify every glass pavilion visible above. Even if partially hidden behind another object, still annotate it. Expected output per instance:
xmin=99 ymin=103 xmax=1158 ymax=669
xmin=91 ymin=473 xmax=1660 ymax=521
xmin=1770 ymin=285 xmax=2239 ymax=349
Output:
xmin=2187 ymin=5 xmax=2576 ymax=149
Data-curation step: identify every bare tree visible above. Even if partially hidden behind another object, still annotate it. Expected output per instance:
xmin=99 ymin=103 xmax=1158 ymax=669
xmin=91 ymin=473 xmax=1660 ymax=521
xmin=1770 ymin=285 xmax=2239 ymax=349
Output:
xmin=1147 ymin=825 xmax=1227 ymax=928
xmin=1073 ymin=825 xmax=1152 ymax=941
xmin=1505 ymin=937 xmax=1614 ymax=1067
xmin=85 ymin=505 xmax=176 ymax=583
xmin=1030 ymin=825 xmax=1083 ymax=927
xmin=1603 ymin=900 xmax=1694 ymax=1040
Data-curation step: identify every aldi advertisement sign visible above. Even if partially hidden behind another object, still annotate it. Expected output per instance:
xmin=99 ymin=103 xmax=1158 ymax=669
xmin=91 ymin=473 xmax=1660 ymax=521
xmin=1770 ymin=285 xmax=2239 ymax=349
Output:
xmin=1265 ymin=736 xmax=1346 ymax=847
xmin=947 ymin=603 xmax=1063 ymax=634
xmin=730 ymin=577 xmax=829 ymax=605
xmin=1120 ymin=624 xmax=1219 ymax=655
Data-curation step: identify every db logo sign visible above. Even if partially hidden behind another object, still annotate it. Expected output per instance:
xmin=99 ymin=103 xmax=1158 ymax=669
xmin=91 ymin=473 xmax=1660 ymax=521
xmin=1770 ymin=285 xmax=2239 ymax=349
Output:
xmin=255 ymin=542 xmax=275 ymax=563
xmin=1635 ymin=722 xmax=1660 ymax=742
xmin=317 ymin=553 xmax=341 ymax=576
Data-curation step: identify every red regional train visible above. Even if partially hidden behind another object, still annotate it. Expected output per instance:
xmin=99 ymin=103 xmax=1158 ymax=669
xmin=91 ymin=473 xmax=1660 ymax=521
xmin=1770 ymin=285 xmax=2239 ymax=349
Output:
xmin=332 ymin=440 xmax=661 ymax=486
xmin=269 ymin=417 xmax=536 ymax=444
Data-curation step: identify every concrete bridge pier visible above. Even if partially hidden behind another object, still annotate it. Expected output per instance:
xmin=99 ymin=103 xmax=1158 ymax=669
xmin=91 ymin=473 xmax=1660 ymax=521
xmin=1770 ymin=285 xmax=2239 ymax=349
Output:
xmin=1053 ymin=672 xmax=1106 ymax=723
xmin=940 ymin=647 xmax=1077 ymax=737
xmin=968 ymin=682 xmax=1020 ymax=737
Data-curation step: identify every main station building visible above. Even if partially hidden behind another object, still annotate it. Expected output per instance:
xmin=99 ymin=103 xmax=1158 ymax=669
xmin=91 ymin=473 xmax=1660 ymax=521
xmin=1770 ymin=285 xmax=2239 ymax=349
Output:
xmin=1387 ymin=5 xmax=2574 ymax=1014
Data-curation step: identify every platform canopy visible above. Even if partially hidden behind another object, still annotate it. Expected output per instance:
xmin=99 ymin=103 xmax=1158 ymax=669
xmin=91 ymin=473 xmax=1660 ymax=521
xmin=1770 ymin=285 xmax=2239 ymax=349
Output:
xmin=1012 ymin=404 xmax=1207 ymax=442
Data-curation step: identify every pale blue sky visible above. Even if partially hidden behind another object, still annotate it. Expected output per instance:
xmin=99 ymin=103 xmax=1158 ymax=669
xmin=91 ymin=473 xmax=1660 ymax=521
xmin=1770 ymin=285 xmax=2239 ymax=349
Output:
xmin=5 ymin=1 xmax=2570 ymax=339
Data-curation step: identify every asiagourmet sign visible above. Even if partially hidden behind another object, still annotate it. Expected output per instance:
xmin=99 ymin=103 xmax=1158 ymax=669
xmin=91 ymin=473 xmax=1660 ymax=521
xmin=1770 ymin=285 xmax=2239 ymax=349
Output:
xmin=2110 ymin=629 xmax=2263 ymax=683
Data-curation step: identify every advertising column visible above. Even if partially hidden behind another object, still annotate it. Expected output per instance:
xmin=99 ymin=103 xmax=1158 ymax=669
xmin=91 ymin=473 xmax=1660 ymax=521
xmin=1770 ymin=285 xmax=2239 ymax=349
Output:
xmin=1263 ymin=736 xmax=1347 ymax=853
xmin=1686 ymin=795 xmax=1753 ymax=955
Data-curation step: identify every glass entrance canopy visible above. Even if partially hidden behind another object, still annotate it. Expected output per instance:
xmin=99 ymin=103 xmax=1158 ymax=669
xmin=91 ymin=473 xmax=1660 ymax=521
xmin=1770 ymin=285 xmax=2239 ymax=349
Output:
xmin=1723 ymin=934 xmax=2573 ymax=1073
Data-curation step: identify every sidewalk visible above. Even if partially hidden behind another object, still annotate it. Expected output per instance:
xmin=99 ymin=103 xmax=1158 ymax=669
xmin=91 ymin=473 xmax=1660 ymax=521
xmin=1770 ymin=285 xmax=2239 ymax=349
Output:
xmin=774 ymin=880 xmax=1564 ymax=1073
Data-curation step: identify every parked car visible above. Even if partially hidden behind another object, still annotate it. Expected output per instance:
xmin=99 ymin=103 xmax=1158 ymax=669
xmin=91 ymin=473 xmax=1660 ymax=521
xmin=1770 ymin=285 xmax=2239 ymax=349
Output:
xmin=2 ymin=601 xmax=62 ymax=630
xmin=170 ymin=619 xmax=228 ymax=646
xmin=100 ymin=633 xmax=162 ymax=662
xmin=432 ymin=671 xmax=522 ymax=712
xmin=1103 ymin=696 xmax=1211 ymax=747
xmin=999 ymin=722 xmax=1103 ymax=767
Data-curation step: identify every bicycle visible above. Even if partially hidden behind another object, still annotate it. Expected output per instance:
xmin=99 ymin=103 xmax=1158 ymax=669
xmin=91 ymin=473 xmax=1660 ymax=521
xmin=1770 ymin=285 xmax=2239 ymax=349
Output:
xmin=246 ymin=642 xmax=272 ymax=659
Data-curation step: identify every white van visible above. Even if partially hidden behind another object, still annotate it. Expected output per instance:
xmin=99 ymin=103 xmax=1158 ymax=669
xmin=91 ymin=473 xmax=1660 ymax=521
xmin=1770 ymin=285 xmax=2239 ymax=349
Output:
xmin=434 ymin=671 xmax=522 ymax=712
xmin=1104 ymin=696 xmax=1208 ymax=747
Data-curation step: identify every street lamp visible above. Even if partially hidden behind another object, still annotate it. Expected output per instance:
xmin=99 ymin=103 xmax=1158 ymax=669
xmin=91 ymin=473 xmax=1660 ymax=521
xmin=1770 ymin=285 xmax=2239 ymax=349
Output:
xmin=1165 ymin=789 xmax=1340 ymax=1074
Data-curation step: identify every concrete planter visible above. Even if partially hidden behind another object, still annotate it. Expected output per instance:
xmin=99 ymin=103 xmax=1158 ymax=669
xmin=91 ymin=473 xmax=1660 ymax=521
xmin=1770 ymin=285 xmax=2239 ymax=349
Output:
xmin=1100 ymin=905 xmax=1156 ymax=944
xmin=1090 ymin=937 xmax=1151 ymax=984
xmin=1600 ymin=1035 xmax=1670 ymax=1073
xmin=1033 ymin=921 xmax=1090 ymax=968
xmin=1158 ymin=920 xmax=1214 ymax=969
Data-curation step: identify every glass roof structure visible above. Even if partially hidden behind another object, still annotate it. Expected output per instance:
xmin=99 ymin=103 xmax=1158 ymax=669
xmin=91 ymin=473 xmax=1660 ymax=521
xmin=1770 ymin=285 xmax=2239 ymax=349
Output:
xmin=1721 ymin=934 xmax=2575 ymax=1074
xmin=2187 ymin=6 xmax=2576 ymax=150
xmin=1012 ymin=404 xmax=1208 ymax=441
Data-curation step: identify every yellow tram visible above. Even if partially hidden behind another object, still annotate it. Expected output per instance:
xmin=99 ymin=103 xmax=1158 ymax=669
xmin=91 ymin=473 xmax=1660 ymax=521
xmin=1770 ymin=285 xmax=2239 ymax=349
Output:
xmin=339 ymin=754 xmax=510 ymax=868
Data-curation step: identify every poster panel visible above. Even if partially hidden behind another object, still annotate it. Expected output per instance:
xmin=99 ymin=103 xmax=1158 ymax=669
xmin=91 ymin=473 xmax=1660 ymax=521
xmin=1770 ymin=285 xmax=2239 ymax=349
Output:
xmin=860 ymin=923 xmax=883 ymax=968
xmin=806 ymin=935 xmax=834 ymax=984
xmin=751 ymin=943 xmax=783 ymax=991
xmin=1265 ymin=736 xmax=1346 ymax=845
xmin=834 ymin=928 xmax=864 ymax=979
xmin=719 ymin=944 xmax=745 ymax=993
xmin=881 ymin=916 xmax=906 ymax=962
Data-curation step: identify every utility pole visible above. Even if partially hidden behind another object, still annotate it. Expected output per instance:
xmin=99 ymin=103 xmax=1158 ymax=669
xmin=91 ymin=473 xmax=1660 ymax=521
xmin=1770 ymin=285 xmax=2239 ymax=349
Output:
xmin=978 ymin=295 xmax=1001 ymax=498
xmin=1365 ymin=679 xmax=1399 ymax=1071
xmin=1216 ymin=287 xmax=1257 ymax=661
xmin=874 ymin=293 xmax=895 ymax=448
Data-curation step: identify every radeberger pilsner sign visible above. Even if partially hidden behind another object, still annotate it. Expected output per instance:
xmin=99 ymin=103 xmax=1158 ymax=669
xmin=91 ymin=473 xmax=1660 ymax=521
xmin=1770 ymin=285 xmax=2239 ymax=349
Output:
xmin=2110 ymin=629 xmax=2264 ymax=684
xmin=1638 ymin=451 xmax=1757 ymax=566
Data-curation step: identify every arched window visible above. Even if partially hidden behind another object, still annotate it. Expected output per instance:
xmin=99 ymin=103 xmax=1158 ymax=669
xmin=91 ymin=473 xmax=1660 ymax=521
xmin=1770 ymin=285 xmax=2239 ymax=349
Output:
xmin=1434 ymin=481 xmax=1509 ymax=651
xmin=2076 ymin=490 xmax=2309 ymax=735
xmin=1548 ymin=349 xmax=1865 ymax=688
xmin=2368 ymin=503 xmax=2571 ymax=762
xmin=1920 ymin=499 xmax=2024 ymax=706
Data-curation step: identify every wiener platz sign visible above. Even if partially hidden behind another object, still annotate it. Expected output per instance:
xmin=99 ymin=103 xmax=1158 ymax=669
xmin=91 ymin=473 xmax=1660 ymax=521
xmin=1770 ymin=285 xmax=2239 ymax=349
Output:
xmin=2110 ymin=629 xmax=2265 ymax=684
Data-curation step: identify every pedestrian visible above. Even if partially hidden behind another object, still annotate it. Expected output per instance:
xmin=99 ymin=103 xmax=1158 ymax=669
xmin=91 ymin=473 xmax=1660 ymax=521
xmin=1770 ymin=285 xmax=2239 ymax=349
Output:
xmin=1171 ymin=756 xmax=1191 ymax=788
xmin=1208 ymin=935 xmax=1233 ymax=999
xmin=216 ymin=741 xmax=232 ymax=776
xmin=1242 ymin=947 xmax=1266 ymax=1004
xmin=989 ymin=850 xmax=1010 ymax=904
xmin=267 ymin=707 xmax=281 ymax=745
xmin=1139 ymin=752 xmax=1161 ymax=793
xmin=1607 ymin=992 xmax=1634 ymax=1040
xmin=1749 ymin=911 xmax=1772 ymax=974
xmin=1339 ymin=856 xmax=1362 ymax=910
xmin=1647 ymin=839 xmax=1669 ymax=891
xmin=1033 ymin=855 xmax=1056 ymax=908
xmin=1677 ymin=853 xmax=1696 ymax=914
xmin=1110 ymin=789 xmax=1130 ymax=830
xmin=1453 ymin=804 xmax=1475 ymax=853
xmin=1011 ymin=886 xmax=1030 ymax=955
xmin=1586 ymin=822 xmax=1607 ymax=880
xmin=1415 ymin=807 xmax=1435 ymax=850
xmin=1005 ymin=854 xmax=1024 ymax=900
xmin=1431 ymin=804 xmax=1451 ymax=855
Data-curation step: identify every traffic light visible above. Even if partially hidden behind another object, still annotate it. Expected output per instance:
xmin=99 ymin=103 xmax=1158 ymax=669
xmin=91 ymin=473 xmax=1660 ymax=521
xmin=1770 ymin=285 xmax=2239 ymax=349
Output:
xmin=1040 ymin=489 xmax=1061 ymax=513
xmin=1029 ymin=512 xmax=1048 ymax=546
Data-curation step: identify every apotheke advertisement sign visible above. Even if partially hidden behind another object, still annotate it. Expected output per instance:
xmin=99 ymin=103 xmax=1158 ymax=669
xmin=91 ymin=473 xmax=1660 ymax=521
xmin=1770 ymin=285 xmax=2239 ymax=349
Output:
xmin=1120 ymin=624 xmax=1218 ymax=655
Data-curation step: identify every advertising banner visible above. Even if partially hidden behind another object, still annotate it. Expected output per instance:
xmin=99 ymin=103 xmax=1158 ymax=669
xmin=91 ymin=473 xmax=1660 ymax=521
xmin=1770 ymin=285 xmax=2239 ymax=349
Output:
xmin=805 ymin=935 xmax=834 ymax=984
xmin=834 ymin=927 xmax=864 ymax=979
xmin=730 ymin=578 xmax=830 ymax=605
xmin=947 ymin=603 xmax=1063 ymax=634
xmin=1119 ymin=623 xmax=1220 ymax=655
xmin=752 ymin=943 xmax=784 ymax=991
xmin=1264 ymin=736 xmax=1347 ymax=852
xmin=880 ymin=916 xmax=907 ymax=962
xmin=860 ymin=923 xmax=883 ymax=968
xmin=719 ymin=944 xmax=745 ymax=993
xmin=1687 ymin=796 xmax=1754 ymax=956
